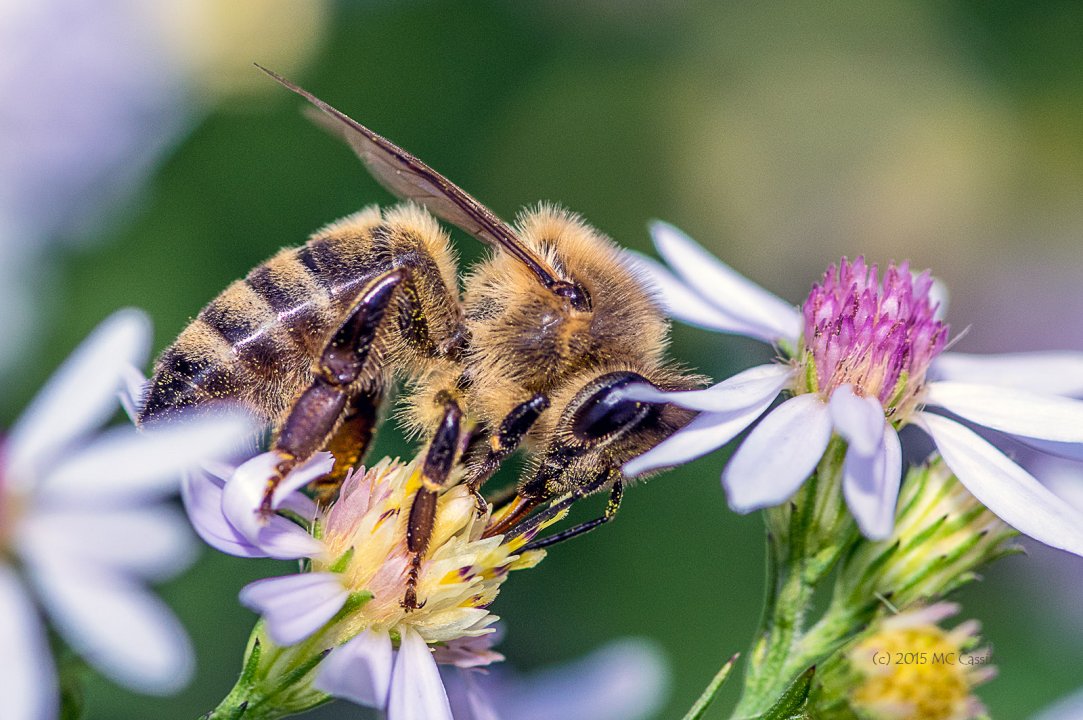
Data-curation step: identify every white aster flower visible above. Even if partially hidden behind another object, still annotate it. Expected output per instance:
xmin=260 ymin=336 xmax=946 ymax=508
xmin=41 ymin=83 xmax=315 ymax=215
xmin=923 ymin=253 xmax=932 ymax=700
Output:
xmin=184 ymin=453 xmax=553 ymax=720
xmin=0 ymin=309 xmax=252 ymax=720
xmin=622 ymin=221 xmax=1083 ymax=553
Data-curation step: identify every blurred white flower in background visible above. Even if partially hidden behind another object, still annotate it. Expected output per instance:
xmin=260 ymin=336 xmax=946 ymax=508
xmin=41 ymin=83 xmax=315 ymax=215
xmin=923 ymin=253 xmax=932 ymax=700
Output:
xmin=0 ymin=309 xmax=252 ymax=720
xmin=0 ymin=0 xmax=329 ymax=375
xmin=444 ymin=638 xmax=671 ymax=720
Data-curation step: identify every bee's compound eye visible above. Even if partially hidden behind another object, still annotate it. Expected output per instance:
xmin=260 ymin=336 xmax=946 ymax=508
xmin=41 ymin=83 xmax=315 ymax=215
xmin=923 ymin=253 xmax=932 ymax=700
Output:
xmin=571 ymin=373 xmax=653 ymax=442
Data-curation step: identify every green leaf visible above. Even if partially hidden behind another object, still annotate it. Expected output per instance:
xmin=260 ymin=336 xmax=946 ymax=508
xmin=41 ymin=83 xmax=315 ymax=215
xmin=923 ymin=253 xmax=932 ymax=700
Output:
xmin=681 ymin=653 xmax=739 ymax=720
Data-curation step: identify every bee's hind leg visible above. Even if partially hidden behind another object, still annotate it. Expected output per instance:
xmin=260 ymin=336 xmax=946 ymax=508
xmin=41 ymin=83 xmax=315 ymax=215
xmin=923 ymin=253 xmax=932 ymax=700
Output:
xmin=308 ymin=382 xmax=384 ymax=504
xmin=403 ymin=395 xmax=463 ymax=610
xmin=263 ymin=269 xmax=405 ymax=512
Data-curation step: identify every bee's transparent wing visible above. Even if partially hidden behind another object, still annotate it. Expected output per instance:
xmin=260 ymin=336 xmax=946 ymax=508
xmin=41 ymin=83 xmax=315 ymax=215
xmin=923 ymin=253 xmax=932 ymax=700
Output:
xmin=258 ymin=65 xmax=563 ymax=290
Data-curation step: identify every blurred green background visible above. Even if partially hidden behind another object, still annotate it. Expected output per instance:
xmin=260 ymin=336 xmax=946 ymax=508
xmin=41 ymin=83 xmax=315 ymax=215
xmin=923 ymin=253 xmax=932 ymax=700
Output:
xmin=4 ymin=1 xmax=1083 ymax=718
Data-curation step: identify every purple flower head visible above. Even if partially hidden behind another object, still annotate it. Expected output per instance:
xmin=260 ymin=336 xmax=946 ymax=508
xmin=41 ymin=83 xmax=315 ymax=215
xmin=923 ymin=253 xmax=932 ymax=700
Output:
xmin=800 ymin=257 xmax=949 ymax=417
xmin=624 ymin=222 xmax=1083 ymax=550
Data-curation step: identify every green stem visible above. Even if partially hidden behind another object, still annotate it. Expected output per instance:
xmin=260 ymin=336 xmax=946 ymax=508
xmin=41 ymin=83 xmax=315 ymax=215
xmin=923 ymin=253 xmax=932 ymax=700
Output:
xmin=730 ymin=439 xmax=854 ymax=718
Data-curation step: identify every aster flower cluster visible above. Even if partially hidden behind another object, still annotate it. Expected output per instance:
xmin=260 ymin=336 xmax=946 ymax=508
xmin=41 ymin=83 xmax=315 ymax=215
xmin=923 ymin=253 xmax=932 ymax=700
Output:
xmin=10 ymin=218 xmax=1083 ymax=720
xmin=618 ymin=221 xmax=1083 ymax=718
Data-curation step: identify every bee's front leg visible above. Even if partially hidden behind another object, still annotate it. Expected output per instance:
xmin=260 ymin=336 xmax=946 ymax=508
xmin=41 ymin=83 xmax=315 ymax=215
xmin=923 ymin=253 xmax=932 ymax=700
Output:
xmin=463 ymin=393 xmax=550 ymax=516
xmin=403 ymin=396 xmax=463 ymax=610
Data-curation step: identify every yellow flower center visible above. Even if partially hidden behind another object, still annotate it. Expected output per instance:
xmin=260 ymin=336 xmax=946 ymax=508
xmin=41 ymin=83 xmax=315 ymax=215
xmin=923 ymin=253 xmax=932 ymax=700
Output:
xmin=312 ymin=458 xmax=547 ymax=646
xmin=851 ymin=619 xmax=989 ymax=720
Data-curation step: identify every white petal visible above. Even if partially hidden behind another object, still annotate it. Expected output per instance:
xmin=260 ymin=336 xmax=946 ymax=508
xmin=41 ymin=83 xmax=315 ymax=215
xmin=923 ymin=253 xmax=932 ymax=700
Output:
xmin=223 ymin=452 xmax=333 ymax=543
xmin=624 ymin=251 xmax=770 ymax=337
xmin=502 ymin=638 xmax=669 ymax=720
xmin=933 ymin=351 xmax=1083 ymax=397
xmin=19 ymin=506 xmax=196 ymax=581
xmin=723 ymin=395 xmax=832 ymax=513
xmin=315 ymin=629 xmax=393 ymax=709
xmin=919 ymin=413 xmax=1083 ymax=556
xmin=829 ymin=384 xmax=885 ymax=456
xmin=926 ymin=382 xmax=1083 ymax=442
xmin=238 ymin=573 xmax=347 ymax=646
xmin=620 ymin=364 xmax=794 ymax=412
xmin=41 ymin=412 xmax=255 ymax=505
xmin=388 ymin=628 xmax=453 ymax=720
xmin=0 ymin=566 xmax=58 ymax=720
xmin=842 ymin=425 xmax=903 ymax=540
xmin=6 ymin=309 xmax=151 ymax=486
xmin=623 ymin=391 xmax=781 ymax=476
xmin=28 ymin=557 xmax=194 ymax=693
xmin=650 ymin=221 xmax=801 ymax=344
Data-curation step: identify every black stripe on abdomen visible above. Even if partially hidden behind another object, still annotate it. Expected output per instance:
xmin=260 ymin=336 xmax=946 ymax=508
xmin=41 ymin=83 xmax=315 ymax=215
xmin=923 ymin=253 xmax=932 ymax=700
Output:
xmin=139 ymin=348 xmax=240 ymax=423
xmin=200 ymin=299 xmax=280 ymax=371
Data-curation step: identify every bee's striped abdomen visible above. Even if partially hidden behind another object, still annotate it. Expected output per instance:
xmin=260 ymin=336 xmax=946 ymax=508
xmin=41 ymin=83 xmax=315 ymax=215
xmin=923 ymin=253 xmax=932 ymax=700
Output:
xmin=140 ymin=210 xmax=392 ymax=426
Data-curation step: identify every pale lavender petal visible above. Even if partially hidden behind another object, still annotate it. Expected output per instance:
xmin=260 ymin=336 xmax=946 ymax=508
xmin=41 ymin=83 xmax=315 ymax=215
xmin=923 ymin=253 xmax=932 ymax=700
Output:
xmin=919 ymin=413 xmax=1083 ymax=556
xmin=829 ymin=384 xmax=885 ymax=456
xmin=624 ymin=404 xmax=775 ymax=476
xmin=625 ymin=251 xmax=769 ymax=337
xmin=723 ymin=395 xmax=832 ymax=513
xmin=388 ymin=628 xmax=453 ymax=720
xmin=223 ymin=452 xmax=333 ymax=543
xmin=181 ymin=470 xmax=267 ymax=558
xmin=1019 ymin=437 xmax=1083 ymax=463
xmin=444 ymin=668 xmax=500 ymax=720
xmin=6 ymin=308 xmax=150 ymax=486
xmin=315 ymin=629 xmax=393 ymax=709
xmin=842 ymin=425 xmax=903 ymax=540
xmin=0 ymin=566 xmax=57 ymax=720
xmin=496 ymin=639 xmax=669 ymax=720
xmin=119 ymin=365 xmax=148 ymax=423
xmin=40 ymin=412 xmax=255 ymax=505
xmin=620 ymin=364 xmax=793 ymax=412
xmin=19 ymin=506 xmax=195 ymax=580
xmin=239 ymin=573 xmax=347 ymax=646
xmin=1033 ymin=687 xmax=1083 ymax=720
xmin=181 ymin=470 xmax=321 ymax=560
xmin=650 ymin=221 xmax=801 ymax=344
xmin=926 ymin=382 xmax=1083 ymax=442
xmin=933 ymin=351 xmax=1083 ymax=397
xmin=27 ymin=557 xmax=193 ymax=693
xmin=273 ymin=452 xmax=336 ymax=506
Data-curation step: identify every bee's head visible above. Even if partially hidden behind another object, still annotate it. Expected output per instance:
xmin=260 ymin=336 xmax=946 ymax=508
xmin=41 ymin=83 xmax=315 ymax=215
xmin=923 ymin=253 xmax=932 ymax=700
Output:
xmin=518 ymin=368 xmax=699 ymax=503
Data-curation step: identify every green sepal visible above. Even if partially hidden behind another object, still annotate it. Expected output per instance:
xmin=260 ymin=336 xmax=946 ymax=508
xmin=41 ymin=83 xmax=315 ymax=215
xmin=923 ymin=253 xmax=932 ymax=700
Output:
xmin=754 ymin=666 xmax=815 ymax=720
xmin=681 ymin=653 xmax=739 ymax=720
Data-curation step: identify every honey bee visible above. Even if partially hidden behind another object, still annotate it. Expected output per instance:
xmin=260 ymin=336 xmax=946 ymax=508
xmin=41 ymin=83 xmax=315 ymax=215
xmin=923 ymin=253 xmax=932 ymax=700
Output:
xmin=140 ymin=67 xmax=699 ymax=607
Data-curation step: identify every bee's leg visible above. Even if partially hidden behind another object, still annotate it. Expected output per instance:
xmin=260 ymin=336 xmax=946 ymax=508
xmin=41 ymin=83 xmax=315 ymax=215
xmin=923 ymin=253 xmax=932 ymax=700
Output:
xmin=265 ymin=270 xmax=405 ymax=510
xmin=403 ymin=396 xmax=462 ymax=610
xmin=521 ymin=477 xmax=623 ymax=551
xmin=464 ymin=393 xmax=549 ymax=516
xmin=308 ymin=382 xmax=384 ymax=504
xmin=490 ymin=468 xmax=621 ymax=549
